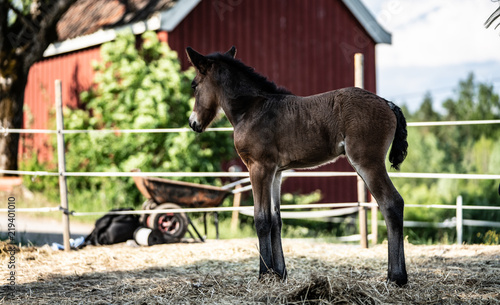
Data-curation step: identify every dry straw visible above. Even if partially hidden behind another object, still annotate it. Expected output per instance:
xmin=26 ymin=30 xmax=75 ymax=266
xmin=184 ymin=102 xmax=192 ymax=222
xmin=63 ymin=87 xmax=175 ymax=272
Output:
xmin=1 ymin=239 xmax=499 ymax=304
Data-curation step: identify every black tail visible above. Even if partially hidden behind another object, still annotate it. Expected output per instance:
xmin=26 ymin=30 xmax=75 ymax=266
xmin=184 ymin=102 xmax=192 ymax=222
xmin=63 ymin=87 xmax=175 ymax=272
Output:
xmin=387 ymin=102 xmax=408 ymax=170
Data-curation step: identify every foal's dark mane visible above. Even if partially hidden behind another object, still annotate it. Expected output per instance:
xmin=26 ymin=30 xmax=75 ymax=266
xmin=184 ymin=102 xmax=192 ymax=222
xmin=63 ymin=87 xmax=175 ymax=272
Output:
xmin=207 ymin=52 xmax=292 ymax=95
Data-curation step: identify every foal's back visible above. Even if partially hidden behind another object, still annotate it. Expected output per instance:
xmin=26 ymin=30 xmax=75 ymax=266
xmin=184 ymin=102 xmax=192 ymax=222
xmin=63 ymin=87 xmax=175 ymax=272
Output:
xmin=258 ymin=87 xmax=397 ymax=170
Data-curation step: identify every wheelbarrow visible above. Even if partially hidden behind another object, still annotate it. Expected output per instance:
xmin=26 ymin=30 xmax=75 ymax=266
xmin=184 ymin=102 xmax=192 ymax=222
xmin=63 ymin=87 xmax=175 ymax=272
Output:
xmin=132 ymin=171 xmax=250 ymax=243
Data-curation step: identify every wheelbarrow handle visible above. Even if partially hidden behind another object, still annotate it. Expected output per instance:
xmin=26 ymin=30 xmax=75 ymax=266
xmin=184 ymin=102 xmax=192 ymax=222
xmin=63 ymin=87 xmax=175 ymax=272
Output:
xmin=221 ymin=177 xmax=251 ymax=190
xmin=231 ymin=184 xmax=253 ymax=194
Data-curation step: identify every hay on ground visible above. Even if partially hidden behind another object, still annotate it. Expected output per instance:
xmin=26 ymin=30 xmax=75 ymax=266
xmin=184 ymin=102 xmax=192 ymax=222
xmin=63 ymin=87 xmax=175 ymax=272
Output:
xmin=0 ymin=239 xmax=499 ymax=304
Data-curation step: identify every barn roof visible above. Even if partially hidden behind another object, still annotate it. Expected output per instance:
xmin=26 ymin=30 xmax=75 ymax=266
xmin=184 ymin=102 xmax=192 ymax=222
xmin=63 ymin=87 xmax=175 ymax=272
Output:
xmin=44 ymin=0 xmax=391 ymax=57
xmin=341 ymin=0 xmax=391 ymax=44
xmin=56 ymin=0 xmax=177 ymax=41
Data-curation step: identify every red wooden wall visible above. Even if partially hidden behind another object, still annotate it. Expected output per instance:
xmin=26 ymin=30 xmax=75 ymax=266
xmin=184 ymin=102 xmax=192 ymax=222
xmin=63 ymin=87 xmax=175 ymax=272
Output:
xmin=22 ymin=47 xmax=101 ymax=162
xmin=23 ymin=0 xmax=380 ymax=203
xmin=168 ymin=0 xmax=377 ymax=95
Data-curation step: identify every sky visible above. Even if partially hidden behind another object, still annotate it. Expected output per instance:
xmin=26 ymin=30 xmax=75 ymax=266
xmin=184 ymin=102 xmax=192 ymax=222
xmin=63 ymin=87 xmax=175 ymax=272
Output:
xmin=362 ymin=0 xmax=500 ymax=114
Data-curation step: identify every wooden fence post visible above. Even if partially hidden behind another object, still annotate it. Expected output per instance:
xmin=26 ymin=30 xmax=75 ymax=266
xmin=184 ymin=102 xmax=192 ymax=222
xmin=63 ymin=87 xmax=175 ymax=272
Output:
xmin=354 ymin=53 xmax=364 ymax=89
xmin=456 ymin=195 xmax=463 ymax=245
xmin=358 ymin=178 xmax=368 ymax=248
xmin=371 ymin=196 xmax=378 ymax=245
xmin=354 ymin=53 xmax=368 ymax=248
xmin=55 ymin=80 xmax=71 ymax=252
xmin=230 ymin=184 xmax=242 ymax=231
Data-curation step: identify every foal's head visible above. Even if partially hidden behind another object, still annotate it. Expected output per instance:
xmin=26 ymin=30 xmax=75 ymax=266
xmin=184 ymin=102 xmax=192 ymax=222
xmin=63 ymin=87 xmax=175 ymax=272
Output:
xmin=186 ymin=46 xmax=237 ymax=133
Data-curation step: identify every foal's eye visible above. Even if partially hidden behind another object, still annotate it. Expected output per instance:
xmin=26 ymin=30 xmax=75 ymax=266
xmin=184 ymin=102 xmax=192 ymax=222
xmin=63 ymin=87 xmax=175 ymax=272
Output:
xmin=191 ymin=82 xmax=197 ymax=90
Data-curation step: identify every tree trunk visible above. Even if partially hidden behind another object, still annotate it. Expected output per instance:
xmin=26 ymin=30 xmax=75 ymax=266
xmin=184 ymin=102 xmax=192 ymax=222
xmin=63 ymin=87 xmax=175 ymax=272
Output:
xmin=0 ymin=0 xmax=78 ymax=175
xmin=0 ymin=71 xmax=27 ymax=174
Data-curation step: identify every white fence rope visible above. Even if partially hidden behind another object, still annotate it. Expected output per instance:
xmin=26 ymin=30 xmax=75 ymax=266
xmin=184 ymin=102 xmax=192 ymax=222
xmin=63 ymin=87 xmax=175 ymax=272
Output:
xmin=377 ymin=218 xmax=500 ymax=229
xmin=0 ymin=127 xmax=233 ymax=134
xmin=2 ymin=169 xmax=500 ymax=180
xmin=0 ymin=170 xmax=59 ymax=176
xmin=2 ymin=202 xmax=500 ymax=215
xmin=406 ymin=119 xmax=500 ymax=127
xmin=2 ymin=119 xmax=500 ymax=135
xmin=2 ymin=202 xmax=498 ymax=232
xmin=388 ymin=172 xmax=500 ymax=180
xmin=0 ymin=202 xmax=370 ymax=214
xmin=405 ymin=204 xmax=500 ymax=210
xmin=0 ymin=128 xmax=57 ymax=134
xmin=0 ymin=207 xmax=61 ymax=213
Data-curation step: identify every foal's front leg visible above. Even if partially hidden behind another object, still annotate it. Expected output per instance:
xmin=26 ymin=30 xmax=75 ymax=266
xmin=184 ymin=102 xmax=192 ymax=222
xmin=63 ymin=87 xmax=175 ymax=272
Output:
xmin=250 ymin=164 xmax=277 ymax=277
xmin=270 ymin=171 xmax=287 ymax=279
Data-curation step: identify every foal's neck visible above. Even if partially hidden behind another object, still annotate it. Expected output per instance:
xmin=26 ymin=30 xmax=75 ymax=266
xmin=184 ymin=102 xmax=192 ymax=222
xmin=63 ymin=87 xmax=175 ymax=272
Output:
xmin=220 ymin=93 xmax=266 ymax=127
xmin=217 ymin=66 xmax=292 ymax=127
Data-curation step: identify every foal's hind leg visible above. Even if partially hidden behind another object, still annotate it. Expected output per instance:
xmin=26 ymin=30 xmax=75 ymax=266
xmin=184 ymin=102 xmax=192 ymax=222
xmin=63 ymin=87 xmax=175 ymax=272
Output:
xmin=346 ymin=152 xmax=408 ymax=286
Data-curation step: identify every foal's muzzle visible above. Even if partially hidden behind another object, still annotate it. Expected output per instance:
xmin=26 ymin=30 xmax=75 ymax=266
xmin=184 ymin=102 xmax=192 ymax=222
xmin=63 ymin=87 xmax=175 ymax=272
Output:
xmin=189 ymin=112 xmax=203 ymax=133
xmin=189 ymin=121 xmax=203 ymax=133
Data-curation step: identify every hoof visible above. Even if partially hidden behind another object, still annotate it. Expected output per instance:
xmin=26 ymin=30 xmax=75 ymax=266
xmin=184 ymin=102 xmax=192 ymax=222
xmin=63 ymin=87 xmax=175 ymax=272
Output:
xmin=259 ymin=269 xmax=287 ymax=282
xmin=259 ymin=271 xmax=280 ymax=282
xmin=388 ymin=275 xmax=408 ymax=287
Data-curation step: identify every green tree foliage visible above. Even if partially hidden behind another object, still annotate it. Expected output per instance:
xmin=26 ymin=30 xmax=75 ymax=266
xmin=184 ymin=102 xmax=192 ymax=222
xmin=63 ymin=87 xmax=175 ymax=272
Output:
xmin=395 ymin=72 xmax=500 ymax=244
xmin=413 ymin=92 xmax=440 ymax=122
xmin=62 ymin=30 xmax=235 ymax=211
xmin=443 ymin=73 xmax=500 ymax=141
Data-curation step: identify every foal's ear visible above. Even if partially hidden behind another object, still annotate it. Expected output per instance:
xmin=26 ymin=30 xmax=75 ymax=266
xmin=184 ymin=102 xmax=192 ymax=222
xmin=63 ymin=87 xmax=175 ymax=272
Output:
xmin=186 ymin=47 xmax=209 ymax=74
xmin=224 ymin=46 xmax=237 ymax=58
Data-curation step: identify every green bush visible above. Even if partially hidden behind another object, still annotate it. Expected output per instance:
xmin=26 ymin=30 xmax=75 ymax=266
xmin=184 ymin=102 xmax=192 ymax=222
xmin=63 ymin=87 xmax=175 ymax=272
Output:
xmin=477 ymin=230 xmax=499 ymax=245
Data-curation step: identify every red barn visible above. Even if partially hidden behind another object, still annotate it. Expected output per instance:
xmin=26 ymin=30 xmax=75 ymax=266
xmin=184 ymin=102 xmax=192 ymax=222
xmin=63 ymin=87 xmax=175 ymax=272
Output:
xmin=23 ymin=0 xmax=391 ymax=203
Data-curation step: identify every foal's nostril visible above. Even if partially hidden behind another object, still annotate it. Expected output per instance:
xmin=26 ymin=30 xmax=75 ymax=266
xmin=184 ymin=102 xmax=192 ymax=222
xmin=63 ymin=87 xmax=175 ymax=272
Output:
xmin=189 ymin=120 xmax=202 ymax=133
xmin=189 ymin=112 xmax=201 ymax=132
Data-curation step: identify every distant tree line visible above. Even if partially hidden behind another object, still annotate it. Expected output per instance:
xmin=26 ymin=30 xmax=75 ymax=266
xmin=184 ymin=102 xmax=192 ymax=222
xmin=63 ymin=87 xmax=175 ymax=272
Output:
xmin=394 ymin=72 xmax=500 ymax=243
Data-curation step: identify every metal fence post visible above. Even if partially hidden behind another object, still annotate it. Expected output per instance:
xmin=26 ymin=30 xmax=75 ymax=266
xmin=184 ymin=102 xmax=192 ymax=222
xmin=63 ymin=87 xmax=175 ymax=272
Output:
xmin=456 ymin=195 xmax=463 ymax=245
xmin=55 ymin=80 xmax=71 ymax=251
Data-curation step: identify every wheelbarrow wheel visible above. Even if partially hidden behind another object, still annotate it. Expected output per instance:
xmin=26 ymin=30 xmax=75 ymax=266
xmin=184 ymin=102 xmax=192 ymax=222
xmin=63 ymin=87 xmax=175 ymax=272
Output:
xmin=142 ymin=199 xmax=157 ymax=210
xmin=140 ymin=199 xmax=157 ymax=225
xmin=147 ymin=203 xmax=188 ymax=243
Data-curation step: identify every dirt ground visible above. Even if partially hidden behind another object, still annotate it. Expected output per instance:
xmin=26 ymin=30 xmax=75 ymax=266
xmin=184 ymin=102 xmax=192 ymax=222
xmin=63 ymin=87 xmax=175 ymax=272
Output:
xmin=1 ymin=239 xmax=499 ymax=304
